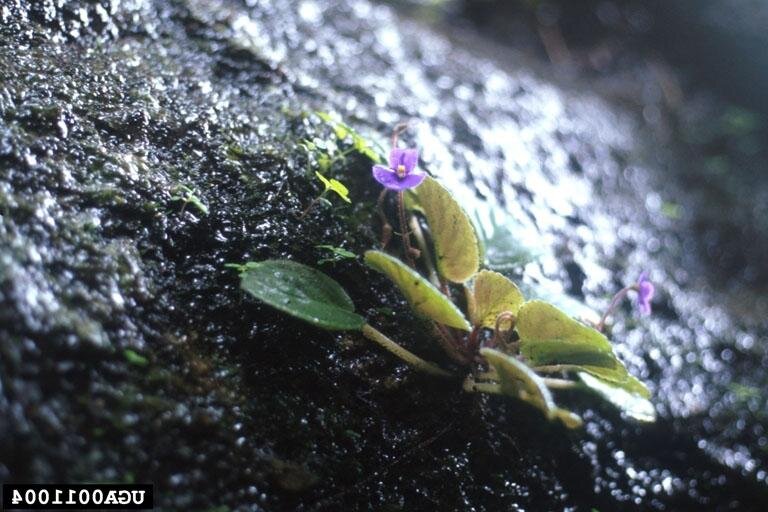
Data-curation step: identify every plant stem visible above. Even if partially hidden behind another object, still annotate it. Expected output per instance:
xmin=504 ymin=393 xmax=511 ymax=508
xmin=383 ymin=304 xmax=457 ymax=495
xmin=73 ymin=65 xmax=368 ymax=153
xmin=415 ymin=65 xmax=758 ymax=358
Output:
xmin=377 ymin=189 xmax=392 ymax=248
xmin=391 ymin=122 xmax=409 ymax=148
xmin=361 ymin=324 xmax=452 ymax=377
xmin=489 ymin=312 xmax=516 ymax=350
xmin=410 ymin=216 xmax=440 ymax=287
xmin=432 ymin=323 xmax=470 ymax=365
xmin=596 ymin=285 xmax=636 ymax=331
xmin=299 ymin=190 xmax=327 ymax=219
xmin=474 ymin=370 xmax=498 ymax=381
xmin=533 ymin=364 xmax=580 ymax=374
xmin=542 ymin=378 xmax=577 ymax=389
xmin=466 ymin=326 xmax=482 ymax=356
xmin=397 ymin=191 xmax=416 ymax=268
xmin=462 ymin=376 xmax=502 ymax=394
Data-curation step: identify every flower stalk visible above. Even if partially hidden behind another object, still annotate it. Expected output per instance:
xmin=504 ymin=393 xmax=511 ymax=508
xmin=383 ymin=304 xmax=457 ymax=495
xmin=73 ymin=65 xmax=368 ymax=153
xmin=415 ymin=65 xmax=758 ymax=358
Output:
xmin=596 ymin=272 xmax=655 ymax=331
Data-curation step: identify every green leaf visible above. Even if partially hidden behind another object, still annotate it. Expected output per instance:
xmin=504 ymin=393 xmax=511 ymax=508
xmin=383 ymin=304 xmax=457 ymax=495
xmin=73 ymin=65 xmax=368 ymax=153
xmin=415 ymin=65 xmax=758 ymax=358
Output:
xmin=315 ymin=111 xmax=334 ymax=123
xmin=315 ymin=172 xmax=351 ymax=203
xmin=481 ymin=348 xmax=583 ymax=428
xmin=514 ymin=301 xmax=653 ymax=420
xmin=314 ymin=111 xmax=384 ymax=162
xmin=316 ymin=245 xmax=356 ymax=265
xmin=576 ymin=364 xmax=650 ymax=398
xmin=364 ymin=250 xmax=471 ymax=331
xmin=315 ymin=171 xmax=332 ymax=189
xmin=171 ymin=184 xmax=209 ymax=215
xmin=516 ymin=300 xmax=615 ymax=368
xmin=317 ymin=153 xmax=331 ymax=173
xmin=123 ymin=349 xmax=148 ymax=367
xmin=352 ymin=133 xmax=383 ymax=162
xmin=333 ymin=123 xmax=349 ymax=140
xmin=406 ymin=176 xmax=479 ymax=283
xmin=470 ymin=270 xmax=525 ymax=328
xmin=578 ymin=372 xmax=656 ymax=422
xmin=517 ymin=281 xmax=600 ymax=326
xmin=239 ymin=260 xmax=365 ymax=331
xmin=472 ymin=204 xmax=537 ymax=270
xmin=316 ymin=245 xmax=356 ymax=259
xmin=225 ymin=262 xmax=260 ymax=273
xmin=481 ymin=348 xmax=555 ymax=414
xmin=328 ymin=180 xmax=351 ymax=203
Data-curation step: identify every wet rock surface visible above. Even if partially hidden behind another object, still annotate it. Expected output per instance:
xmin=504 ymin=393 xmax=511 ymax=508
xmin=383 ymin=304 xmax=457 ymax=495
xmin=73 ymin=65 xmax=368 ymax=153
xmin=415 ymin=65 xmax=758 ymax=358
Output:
xmin=1 ymin=0 xmax=767 ymax=510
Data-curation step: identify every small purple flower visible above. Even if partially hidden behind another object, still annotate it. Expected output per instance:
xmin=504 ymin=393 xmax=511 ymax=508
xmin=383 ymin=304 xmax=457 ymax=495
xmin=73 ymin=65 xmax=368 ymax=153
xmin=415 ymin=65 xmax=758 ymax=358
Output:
xmin=372 ymin=148 xmax=426 ymax=191
xmin=635 ymin=271 xmax=655 ymax=316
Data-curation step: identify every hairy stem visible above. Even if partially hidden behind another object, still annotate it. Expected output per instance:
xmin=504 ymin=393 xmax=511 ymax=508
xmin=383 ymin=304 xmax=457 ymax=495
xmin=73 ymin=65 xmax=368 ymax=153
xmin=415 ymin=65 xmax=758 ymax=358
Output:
xmin=361 ymin=324 xmax=452 ymax=377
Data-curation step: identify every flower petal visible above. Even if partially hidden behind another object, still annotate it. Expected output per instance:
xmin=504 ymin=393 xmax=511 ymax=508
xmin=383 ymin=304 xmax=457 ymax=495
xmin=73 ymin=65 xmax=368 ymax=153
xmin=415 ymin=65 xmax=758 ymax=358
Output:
xmin=635 ymin=271 xmax=654 ymax=315
xmin=638 ymin=280 xmax=654 ymax=302
xmin=636 ymin=297 xmax=652 ymax=316
xmin=389 ymin=148 xmax=405 ymax=169
xmin=401 ymin=148 xmax=419 ymax=173
xmin=394 ymin=169 xmax=426 ymax=190
xmin=372 ymin=164 xmax=401 ymax=189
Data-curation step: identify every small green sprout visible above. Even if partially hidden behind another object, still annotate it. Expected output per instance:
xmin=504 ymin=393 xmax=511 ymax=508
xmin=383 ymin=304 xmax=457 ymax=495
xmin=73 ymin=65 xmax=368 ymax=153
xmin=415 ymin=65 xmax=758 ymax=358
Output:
xmin=224 ymin=262 xmax=261 ymax=273
xmin=316 ymin=244 xmax=356 ymax=265
xmin=300 ymin=172 xmax=351 ymax=219
xmin=315 ymin=172 xmax=351 ymax=203
xmin=171 ymin=184 xmax=209 ymax=215
xmin=123 ymin=348 xmax=149 ymax=367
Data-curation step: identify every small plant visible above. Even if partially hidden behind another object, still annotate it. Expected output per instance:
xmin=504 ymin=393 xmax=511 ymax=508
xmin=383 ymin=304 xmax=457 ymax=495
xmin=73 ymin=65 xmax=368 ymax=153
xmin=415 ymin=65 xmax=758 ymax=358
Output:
xmin=298 ymin=111 xmax=386 ymax=218
xmin=171 ymin=184 xmax=209 ymax=215
xmin=315 ymin=245 xmax=356 ymax=265
xmin=231 ymin=123 xmax=657 ymax=428
xmin=299 ymin=172 xmax=351 ymax=219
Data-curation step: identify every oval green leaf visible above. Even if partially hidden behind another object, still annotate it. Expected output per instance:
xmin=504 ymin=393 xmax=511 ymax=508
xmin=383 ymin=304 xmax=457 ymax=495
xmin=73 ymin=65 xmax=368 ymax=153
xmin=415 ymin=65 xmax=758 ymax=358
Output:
xmin=471 ymin=270 xmax=525 ymax=328
xmin=239 ymin=260 xmax=365 ymax=331
xmin=364 ymin=250 xmax=471 ymax=331
xmin=578 ymin=372 xmax=656 ymax=422
xmin=516 ymin=300 xmax=615 ymax=368
xmin=406 ymin=176 xmax=479 ymax=283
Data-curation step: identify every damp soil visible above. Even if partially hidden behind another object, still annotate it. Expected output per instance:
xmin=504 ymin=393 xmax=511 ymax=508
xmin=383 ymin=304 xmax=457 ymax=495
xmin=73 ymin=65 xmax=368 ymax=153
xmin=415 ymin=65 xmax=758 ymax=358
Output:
xmin=1 ymin=1 xmax=767 ymax=510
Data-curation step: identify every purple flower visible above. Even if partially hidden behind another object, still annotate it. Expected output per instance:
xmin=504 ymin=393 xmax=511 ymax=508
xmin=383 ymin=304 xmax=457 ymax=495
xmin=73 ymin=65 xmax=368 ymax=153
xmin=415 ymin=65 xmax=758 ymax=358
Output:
xmin=372 ymin=148 xmax=426 ymax=191
xmin=635 ymin=271 xmax=655 ymax=316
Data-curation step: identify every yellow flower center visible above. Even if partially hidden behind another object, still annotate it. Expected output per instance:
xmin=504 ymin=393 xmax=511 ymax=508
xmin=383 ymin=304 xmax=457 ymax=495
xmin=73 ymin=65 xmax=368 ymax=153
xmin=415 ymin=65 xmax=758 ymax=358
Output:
xmin=396 ymin=164 xmax=406 ymax=178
